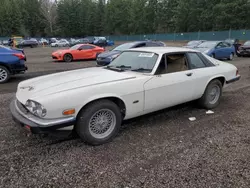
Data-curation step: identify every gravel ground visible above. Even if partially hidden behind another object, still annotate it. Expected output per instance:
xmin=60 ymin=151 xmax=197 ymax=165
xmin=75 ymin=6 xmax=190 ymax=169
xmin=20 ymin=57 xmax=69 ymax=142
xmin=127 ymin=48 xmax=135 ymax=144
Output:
xmin=0 ymin=44 xmax=250 ymax=188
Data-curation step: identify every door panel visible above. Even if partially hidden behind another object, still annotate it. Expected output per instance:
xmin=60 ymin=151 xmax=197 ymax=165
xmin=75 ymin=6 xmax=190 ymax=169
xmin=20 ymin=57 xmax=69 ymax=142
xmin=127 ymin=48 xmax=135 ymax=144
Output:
xmin=189 ymin=67 xmax=218 ymax=98
xmin=144 ymin=71 xmax=195 ymax=112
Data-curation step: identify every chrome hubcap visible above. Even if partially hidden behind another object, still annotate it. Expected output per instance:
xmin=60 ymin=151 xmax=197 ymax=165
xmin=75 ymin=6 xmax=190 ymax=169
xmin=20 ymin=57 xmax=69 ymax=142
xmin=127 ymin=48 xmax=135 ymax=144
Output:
xmin=89 ymin=109 xmax=116 ymax=139
xmin=0 ymin=68 xmax=7 ymax=82
xmin=230 ymin=54 xmax=233 ymax=60
xmin=208 ymin=85 xmax=220 ymax=104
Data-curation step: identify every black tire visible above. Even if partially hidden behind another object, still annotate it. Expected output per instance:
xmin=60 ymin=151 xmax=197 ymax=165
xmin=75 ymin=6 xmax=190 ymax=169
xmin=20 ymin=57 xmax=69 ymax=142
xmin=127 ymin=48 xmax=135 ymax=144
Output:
xmin=76 ymin=99 xmax=122 ymax=145
xmin=0 ymin=65 xmax=10 ymax=84
xmin=198 ymin=79 xmax=222 ymax=109
xmin=63 ymin=53 xmax=73 ymax=62
xmin=212 ymin=53 xmax=216 ymax=58
xmin=55 ymin=44 xmax=58 ymax=47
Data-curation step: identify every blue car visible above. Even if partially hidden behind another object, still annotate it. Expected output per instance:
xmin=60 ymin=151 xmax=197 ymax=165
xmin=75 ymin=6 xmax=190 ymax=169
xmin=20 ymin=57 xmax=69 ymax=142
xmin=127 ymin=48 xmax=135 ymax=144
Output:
xmin=195 ymin=41 xmax=235 ymax=60
xmin=0 ymin=45 xmax=27 ymax=83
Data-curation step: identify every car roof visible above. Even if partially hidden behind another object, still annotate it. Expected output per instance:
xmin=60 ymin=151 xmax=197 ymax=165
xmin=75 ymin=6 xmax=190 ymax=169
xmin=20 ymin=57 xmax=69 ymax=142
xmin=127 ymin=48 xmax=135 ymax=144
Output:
xmin=126 ymin=47 xmax=199 ymax=54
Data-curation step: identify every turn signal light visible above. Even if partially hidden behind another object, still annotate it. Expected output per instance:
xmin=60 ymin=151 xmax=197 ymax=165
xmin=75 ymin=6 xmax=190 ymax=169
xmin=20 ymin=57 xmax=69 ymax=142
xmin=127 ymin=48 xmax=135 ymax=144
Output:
xmin=236 ymin=69 xmax=239 ymax=76
xmin=63 ymin=109 xmax=75 ymax=115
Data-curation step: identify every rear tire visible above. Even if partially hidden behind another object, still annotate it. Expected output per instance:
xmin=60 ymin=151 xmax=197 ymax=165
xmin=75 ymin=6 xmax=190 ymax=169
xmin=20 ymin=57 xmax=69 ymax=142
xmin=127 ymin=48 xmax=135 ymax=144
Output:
xmin=75 ymin=100 xmax=122 ymax=145
xmin=198 ymin=79 xmax=222 ymax=109
xmin=0 ymin=65 xmax=10 ymax=84
xmin=63 ymin=53 xmax=73 ymax=62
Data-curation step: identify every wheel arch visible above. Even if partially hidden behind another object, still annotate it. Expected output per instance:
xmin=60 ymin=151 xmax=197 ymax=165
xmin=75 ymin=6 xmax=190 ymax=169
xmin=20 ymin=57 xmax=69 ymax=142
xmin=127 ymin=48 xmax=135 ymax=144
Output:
xmin=206 ymin=75 xmax=226 ymax=88
xmin=0 ymin=62 xmax=11 ymax=73
xmin=76 ymin=95 xmax=127 ymax=120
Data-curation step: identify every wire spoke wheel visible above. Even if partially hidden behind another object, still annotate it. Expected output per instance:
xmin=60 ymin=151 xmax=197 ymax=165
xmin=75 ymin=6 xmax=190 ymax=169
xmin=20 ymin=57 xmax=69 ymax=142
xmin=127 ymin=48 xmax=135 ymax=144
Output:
xmin=208 ymin=85 xmax=220 ymax=105
xmin=88 ymin=109 xmax=116 ymax=139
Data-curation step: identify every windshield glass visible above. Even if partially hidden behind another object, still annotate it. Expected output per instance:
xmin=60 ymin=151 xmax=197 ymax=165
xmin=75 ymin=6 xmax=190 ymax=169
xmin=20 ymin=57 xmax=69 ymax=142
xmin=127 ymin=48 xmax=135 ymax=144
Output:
xmin=187 ymin=41 xmax=199 ymax=46
xmin=112 ymin=43 xmax=136 ymax=51
xmin=197 ymin=41 xmax=218 ymax=48
xmin=108 ymin=51 xmax=158 ymax=73
xmin=70 ymin=44 xmax=82 ymax=50
xmin=244 ymin=41 xmax=250 ymax=45
xmin=225 ymin=39 xmax=234 ymax=44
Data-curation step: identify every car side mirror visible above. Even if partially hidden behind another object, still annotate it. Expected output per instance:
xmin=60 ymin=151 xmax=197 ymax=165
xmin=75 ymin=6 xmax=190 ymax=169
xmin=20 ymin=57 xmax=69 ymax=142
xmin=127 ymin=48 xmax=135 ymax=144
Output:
xmin=78 ymin=48 xmax=82 ymax=51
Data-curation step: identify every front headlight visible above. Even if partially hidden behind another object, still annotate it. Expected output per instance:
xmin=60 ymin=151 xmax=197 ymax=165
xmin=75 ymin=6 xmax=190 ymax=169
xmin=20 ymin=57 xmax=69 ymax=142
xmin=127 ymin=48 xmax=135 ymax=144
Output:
xmin=57 ymin=52 xmax=62 ymax=55
xmin=25 ymin=100 xmax=47 ymax=118
xmin=110 ymin=54 xmax=119 ymax=61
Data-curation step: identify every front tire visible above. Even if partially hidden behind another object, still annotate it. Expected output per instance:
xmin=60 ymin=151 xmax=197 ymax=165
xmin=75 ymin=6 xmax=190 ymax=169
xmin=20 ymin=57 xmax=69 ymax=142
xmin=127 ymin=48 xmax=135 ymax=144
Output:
xmin=228 ymin=53 xmax=234 ymax=60
xmin=198 ymin=79 xmax=222 ymax=109
xmin=0 ymin=65 xmax=10 ymax=84
xmin=76 ymin=100 xmax=122 ymax=145
xmin=63 ymin=53 xmax=73 ymax=62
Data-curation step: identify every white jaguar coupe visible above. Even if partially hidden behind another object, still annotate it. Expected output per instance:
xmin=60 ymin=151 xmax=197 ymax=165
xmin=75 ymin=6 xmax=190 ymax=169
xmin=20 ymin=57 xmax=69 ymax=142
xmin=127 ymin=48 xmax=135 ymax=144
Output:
xmin=10 ymin=47 xmax=241 ymax=145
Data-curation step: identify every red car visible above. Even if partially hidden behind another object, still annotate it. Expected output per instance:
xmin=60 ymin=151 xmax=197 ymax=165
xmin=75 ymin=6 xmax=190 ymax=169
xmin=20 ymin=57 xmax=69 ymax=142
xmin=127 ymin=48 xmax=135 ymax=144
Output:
xmin=52 ymin=44 xmax=105 ymax=62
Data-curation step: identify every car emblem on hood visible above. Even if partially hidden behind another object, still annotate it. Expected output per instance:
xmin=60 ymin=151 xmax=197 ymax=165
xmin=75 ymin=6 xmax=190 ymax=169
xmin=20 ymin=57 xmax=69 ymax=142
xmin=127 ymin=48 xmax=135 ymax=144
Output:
xmin=19 ymin=86 xmax=34 ymax=91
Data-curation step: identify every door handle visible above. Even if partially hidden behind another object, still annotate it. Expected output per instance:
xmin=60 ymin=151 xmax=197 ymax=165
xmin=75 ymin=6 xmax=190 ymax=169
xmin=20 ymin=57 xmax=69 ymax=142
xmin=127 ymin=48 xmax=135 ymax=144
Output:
xmin=186 ymin=73 xmax=193 ymax=77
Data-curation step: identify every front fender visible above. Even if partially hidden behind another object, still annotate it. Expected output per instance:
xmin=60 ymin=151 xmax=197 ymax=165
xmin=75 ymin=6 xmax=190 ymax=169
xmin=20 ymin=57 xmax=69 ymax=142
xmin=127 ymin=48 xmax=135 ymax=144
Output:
xmin=77 ymin=93 xmax=127 ymax=114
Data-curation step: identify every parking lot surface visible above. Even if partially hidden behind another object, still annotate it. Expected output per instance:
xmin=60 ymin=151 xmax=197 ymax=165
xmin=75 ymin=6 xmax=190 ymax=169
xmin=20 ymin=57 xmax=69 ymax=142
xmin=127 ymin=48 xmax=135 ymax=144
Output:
xmin=0 ymin=44 xmax=250 ymax=188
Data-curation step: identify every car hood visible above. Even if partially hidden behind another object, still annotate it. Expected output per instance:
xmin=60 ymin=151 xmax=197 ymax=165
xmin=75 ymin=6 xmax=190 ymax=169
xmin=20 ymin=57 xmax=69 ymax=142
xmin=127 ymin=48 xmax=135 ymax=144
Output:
xmin=240 ymin=45 xmax=250 ymax=49
xmin=182 ymin=45 xmax=196 ymax=48
xmin=195 ymin=47 xmax=212 ymax=52
xmin=98 ymin=50 xmax=121 ymax=58
xmin=16 ymin=67 xmax=137 ymax=103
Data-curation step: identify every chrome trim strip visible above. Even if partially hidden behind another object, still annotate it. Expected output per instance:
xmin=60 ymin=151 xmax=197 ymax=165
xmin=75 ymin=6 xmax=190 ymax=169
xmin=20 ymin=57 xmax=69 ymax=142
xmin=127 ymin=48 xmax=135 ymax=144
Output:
xmin=14 ymin=100 xmax=75 ymax=127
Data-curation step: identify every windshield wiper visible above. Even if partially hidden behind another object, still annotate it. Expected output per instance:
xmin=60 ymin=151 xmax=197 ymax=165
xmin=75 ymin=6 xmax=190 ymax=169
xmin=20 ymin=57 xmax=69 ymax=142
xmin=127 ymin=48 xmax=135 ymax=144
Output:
xmin=131 ymin=68 xmax=152 ymax=72
xmin=116 ymin=65 xmax=131 ymax=69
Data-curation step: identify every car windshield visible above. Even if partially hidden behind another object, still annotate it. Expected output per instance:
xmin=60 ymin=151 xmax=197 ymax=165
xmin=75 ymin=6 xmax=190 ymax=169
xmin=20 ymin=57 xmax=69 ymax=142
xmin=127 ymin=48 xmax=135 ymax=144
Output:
xmin=70 ymin=44 xmax=82 ymax=50
xmin=108 ymin=51 xmax=158 ymax=73
xmin=244 ymin=41 xmax=250 ymax=45
xmin=187 ymin=41 xmax=200 ymax=46
xmin=225 ymin=39 xmax=234 ymax=44
xmin=197 ymin=41 xmax=218 ymax=48
xmin=112 ymin=43 xmax=136 ymax=52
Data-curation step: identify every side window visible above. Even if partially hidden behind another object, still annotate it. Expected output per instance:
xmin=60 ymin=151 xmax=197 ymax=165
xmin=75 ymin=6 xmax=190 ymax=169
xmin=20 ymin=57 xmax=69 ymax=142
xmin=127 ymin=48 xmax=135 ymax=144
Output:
xmin=166 ymin=54 xmax=188 ymax=73
xmin=217 ymin=42 xmax=227 ymax=48
xmin=135 ymin=43 xmax=146 ymax=48
xmin=80 ymin=45 xmax=95 ymax=50
xmin=223 ymin=42 xmax=231 ymax=47
xmin=187 ymin=53 xmax=206 ymax=69
xmin=147 ymin=42 xmax=159 ymax=47
xmin=155 ymin=53 xmax=188 ymax=74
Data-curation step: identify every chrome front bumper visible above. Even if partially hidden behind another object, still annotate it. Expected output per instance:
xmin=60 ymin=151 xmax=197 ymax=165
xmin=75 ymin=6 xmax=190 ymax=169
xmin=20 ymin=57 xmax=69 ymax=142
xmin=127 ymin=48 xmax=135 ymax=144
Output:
xmin=10 ymin=99 xmax=76 ymax=133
